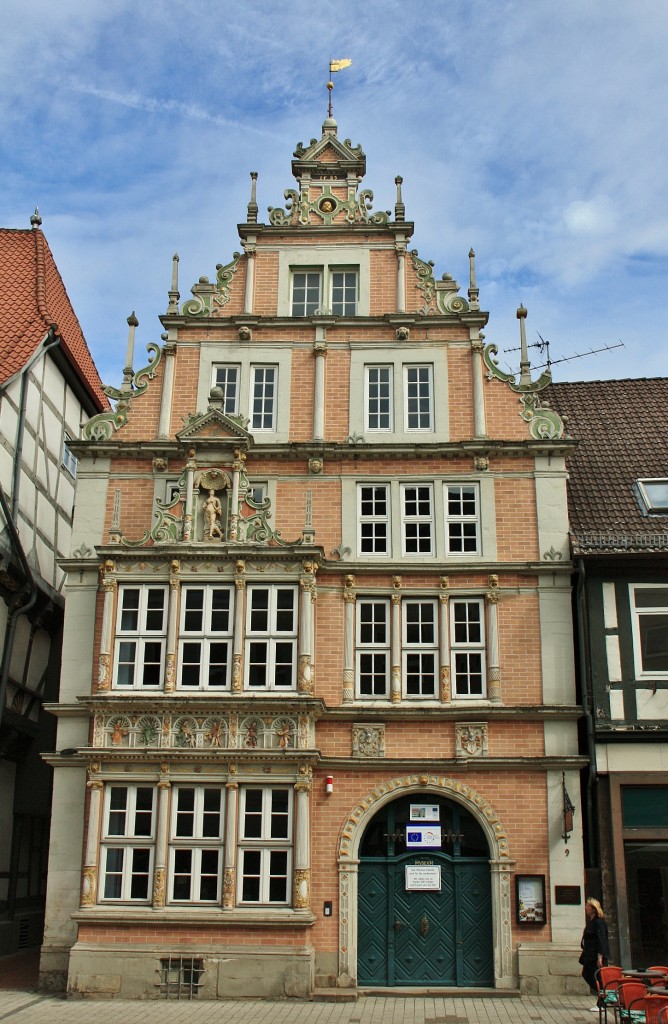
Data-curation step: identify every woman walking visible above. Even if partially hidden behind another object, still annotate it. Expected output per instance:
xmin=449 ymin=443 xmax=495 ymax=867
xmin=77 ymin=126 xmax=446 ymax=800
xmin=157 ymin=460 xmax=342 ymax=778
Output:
xmin=580 ymin=897 xmax=610 ymax=1009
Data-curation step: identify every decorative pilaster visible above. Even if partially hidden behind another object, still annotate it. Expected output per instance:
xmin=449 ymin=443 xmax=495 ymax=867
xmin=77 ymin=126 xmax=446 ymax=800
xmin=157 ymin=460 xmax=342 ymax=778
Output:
xmin=243 ymin=243 xmax=256 ymax=315
xmin=487 ymin=575 xmax=501 ymax=702
xmin=81 ymin=777 xmax=103 ymax=906
xmin=342 ymin=576 xmax=355 ymax=704
xmin=97 ymin=562 xmax=116 ymax=692
xmin=157 ymin=342 xmax=176 ymax=438
xmin=153 ymin=778 xmax=171 ymax=907
xmin=396 ymin=243 xmax=406 ymax=313
xmin=232 ymin=564 xmax=245 ymax=692
xmin=229 ymin=452 xmax=243 ymax=541
xmin=183 ymin=451 xmax=196 ymax=541
xmin=391 ymin=580 xmax=401 ymax=703
xmin=471 ymin=331 xmax=487 ymax=438
xmin=223 ymin=780 xmax=238 ymax=909
xmin=298 ymin=561 xmax=316 ymax=694
xmin=439 ymin=576 xmax=451 ymax=703
xmin=293 ymin=770 xmax=311 ymax=910
xmin=164 ymin=560 xmax=180 ymax=692
xmin=313 ymin=338 xmax=327 ymax=441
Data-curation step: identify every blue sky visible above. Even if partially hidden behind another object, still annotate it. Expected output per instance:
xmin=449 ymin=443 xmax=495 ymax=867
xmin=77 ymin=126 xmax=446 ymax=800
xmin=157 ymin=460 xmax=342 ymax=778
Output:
xmin=2 ymin=0 xmax=667 ymax=386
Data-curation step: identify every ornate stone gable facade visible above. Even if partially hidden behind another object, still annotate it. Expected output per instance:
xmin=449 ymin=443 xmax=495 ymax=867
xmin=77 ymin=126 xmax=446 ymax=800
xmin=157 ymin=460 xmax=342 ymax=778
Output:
xmin=41 ymin=115 xmax=584 ymax=1000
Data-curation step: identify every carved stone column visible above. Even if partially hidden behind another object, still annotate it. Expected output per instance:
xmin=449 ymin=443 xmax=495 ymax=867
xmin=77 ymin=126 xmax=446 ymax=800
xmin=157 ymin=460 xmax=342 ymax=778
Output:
xmin=298 ymin=562 xmax=315 ymax=694
xmin=164 ymin=561 xmax=180 ymax=693
xmin=391 ymin=583 xmax=401 ymax=703
xmin=232 ymin=566 xmax=246 ymax=693
xmin=243 ymin=244 xmax=255 ymax=314
xmin=183 ymin=452 xmax=197 ymax=542
xmin=487 ymin=576 xmax=501 ymax=702
xmin=293 ymin=772 xmax=311 ymax=911
xmin=157 ymin=342 xmax=176 ymax=438
xmin=229 ymin=453 xmax=243 ymax=541
xmin=153 ymin=778 xmax=171 ymax=907
xmin=223 ymin=780 xmax=238 ymax=909
xmin=97 ymin=562 xmax=116 ymax=692
xmin=343 ymin=576 xmax=355 ymax=704
xmin=471 ymin=334 xmax=487 ymax=438
xmin=396 ymin=243 xmax=406 ymax=313
xmin=81 ymin=777 xmax=103 ymax=906
xmin=439 ymin=577 xmax=451 ymax=702
xmin=313 ymin=338 xmax=327 ymax=441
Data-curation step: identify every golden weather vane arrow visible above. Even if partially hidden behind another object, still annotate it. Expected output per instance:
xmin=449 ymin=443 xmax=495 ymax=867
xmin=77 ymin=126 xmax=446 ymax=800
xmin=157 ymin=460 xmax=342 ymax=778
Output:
xmin=327 ymin=58 xmax=352 ymax=117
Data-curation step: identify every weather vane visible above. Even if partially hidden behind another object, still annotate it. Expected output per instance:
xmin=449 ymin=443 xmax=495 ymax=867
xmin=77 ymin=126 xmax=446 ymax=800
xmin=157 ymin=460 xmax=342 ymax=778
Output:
xmin=327 ymin=58 xmax=352 ymax=117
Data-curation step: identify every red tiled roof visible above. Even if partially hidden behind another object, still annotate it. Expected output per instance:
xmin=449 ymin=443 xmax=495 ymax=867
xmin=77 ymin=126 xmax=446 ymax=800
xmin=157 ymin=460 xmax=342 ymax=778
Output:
xmin=0 ymin=226 xmax=108 ymax=410
xmin=545 ymin=378 xmax=668 ymax=553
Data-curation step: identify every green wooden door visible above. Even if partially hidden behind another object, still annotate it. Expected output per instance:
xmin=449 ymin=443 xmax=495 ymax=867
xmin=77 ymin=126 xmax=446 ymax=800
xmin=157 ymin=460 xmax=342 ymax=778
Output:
xmin=357 ymin=796 xmax=493 ymax=987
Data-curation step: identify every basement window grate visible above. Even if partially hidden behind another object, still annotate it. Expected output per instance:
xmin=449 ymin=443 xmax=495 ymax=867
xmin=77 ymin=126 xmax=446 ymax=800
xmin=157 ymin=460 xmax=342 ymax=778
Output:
xmin=159 ymin=956 xmax=204 ymax=999
xmin=16 ymin=918 xmax=31 ymax=950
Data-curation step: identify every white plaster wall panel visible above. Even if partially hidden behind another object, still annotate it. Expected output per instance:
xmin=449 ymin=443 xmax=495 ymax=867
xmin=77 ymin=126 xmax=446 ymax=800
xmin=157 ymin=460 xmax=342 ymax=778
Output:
xmin=538 ymin=583 xmax=576 ymax=704
xmin=33 ymin=430 xmax=49 ymax=490
xmin=59 ymin=582 xmax=98 ymax=701
xmin=63 ymin=385 xmax=84 ymax=437
xmin=41 ymin=404 xmax=62 ymax=463
xmin=534 ymin=458 xmax=569 ymax=560
xmin=68 ymin=460 xmax=110 ymax=553
xmin=20 ymin=432 xmax=36 ymax=487
xmin=0 ymin=389 xmax=19 ymax=450
xmin=41 ymin=767 xmax=87 ymax=952
xmin=0 ymin=445 xmax=13 ymax=495
xmin=348 ymin=345 xmax=450 ymax=443
xmin=602 ymin=582 xmax=618 ymax=627
xmin=42 ymin=358 xmax=65 ymax=411
xmin=609 ymin=689 xmax=625 ymax=720
xmin=637 ymin=687 xmax=668 ymax=720
xmin=57 ymin=475 xmax=76 ymax=520
xmin=605 ymin=635 xmax=622 ymax=682
xmin=35 ymin=533 xmax=53 ymax=587
xmin=8 ymin=615 xmax=31 ymax=681
xmin=37 ymin=490 xmax=56 ymax=543
xmin=28 ymin=630 xmax=51 ymax=689
xmin=544 ymin=721 xmax=579 ymax=756
xmin=546 ymin=768 xmax=585 ymax=942
xmin=597 ymin=741 xmax=668 ymax=772
xmin=276 ymin=244 xmax=371 ymax=316
xmin=24 ymin=376 xmax=41 ymax=429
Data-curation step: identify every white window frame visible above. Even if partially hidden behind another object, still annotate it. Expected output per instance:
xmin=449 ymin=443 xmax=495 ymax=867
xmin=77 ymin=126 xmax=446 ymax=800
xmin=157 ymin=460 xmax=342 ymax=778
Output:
xmin=404 ymin=364 xmax=433 ymax=432
xmin=637 ymin=478 xmax=668 ymax=513
xmin=401 ymin=483 xmax=434 ymax=556
xmin=629 ymin=584 xmax=668 ymax=680
xmin=212 ymin=364 xmax=241 ymax=416
xmin=177 ymin=586 xmax=234 ymax=690
xmin=403 ymin=599 xmax=438 ymax=697
xmin=445 ymin=483 xmax=481 ymax=555
xmin=450 ymin=598 xmax=486 ymax=698
xmin=249 ymin=365 xmax=278 ymax=432
xmin=100 ymin=785 xmax=155 ymax=903
xmin=168 ymin=786 xmax=225 ymax=904
xmin=238 ymin=787 xmax=293 ymax=905
xmin=62 ymin=436 xmax=78 ymax=478
xmin=290 ymin=266 xmax=359 ymax=317
xmin=291 ymin=269 xmax=322 ymax=316
xmin=113 ymin=586 xmax=168 ymax=690
xmin=330 ymin=267 xmax=358 ymax=316
xmin=358 ymin=484 xmax=391 ymax=556
xmin=356 ymin=599 xmax=390 ymax=698
xmin=365 ymin=365 xmax=393 ymax=432
xmin=244 ymin=586 xmax=298 ymax=691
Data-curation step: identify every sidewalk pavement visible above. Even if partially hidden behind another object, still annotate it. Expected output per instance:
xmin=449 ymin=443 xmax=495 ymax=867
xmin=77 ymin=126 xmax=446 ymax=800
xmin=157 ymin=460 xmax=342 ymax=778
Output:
xmin=0 ymin=949 xmax=598 ymax=1024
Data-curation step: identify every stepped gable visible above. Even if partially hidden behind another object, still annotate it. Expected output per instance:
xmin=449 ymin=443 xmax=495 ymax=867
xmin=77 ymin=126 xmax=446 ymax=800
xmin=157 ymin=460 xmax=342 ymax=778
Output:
xmin=0 ymin=225 xmax=107 ymax=409
xmin=546 ymin=377 xmax=668 ymax=546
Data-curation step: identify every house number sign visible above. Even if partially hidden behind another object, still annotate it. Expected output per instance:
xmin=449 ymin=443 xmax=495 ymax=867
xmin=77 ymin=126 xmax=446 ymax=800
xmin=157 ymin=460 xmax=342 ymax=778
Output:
xmin=405 ymin=865 xmax=442 ymax=891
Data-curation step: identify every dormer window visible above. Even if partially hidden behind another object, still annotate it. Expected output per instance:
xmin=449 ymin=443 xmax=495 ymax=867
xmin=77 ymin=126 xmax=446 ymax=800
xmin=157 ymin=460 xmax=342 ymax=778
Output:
xmin=290 ymin=267 xmax=358 ymax=316
xmin=637 ymin=478 xmax=668 ymax=514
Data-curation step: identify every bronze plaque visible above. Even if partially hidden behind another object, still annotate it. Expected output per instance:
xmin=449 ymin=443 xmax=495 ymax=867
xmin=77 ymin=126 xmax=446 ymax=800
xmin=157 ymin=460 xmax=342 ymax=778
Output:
xmin=554 ymin=885 xmax=581 ymax=905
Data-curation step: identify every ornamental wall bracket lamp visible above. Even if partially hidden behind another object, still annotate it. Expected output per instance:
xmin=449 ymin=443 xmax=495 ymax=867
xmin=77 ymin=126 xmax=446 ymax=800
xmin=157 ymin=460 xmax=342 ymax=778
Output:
xmin=562 ymin=771 xmax=575 ymax=844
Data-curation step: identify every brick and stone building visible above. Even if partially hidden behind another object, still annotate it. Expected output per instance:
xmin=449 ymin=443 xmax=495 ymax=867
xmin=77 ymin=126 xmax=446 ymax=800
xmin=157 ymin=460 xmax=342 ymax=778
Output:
xmin=40 ymin=114 xmax=586 ymax=997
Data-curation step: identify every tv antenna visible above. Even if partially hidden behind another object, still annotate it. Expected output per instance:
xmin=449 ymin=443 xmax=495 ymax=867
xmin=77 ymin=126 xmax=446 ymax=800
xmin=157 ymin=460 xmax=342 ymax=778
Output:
xmin=502 ymin=334 xmax=625 ymax=376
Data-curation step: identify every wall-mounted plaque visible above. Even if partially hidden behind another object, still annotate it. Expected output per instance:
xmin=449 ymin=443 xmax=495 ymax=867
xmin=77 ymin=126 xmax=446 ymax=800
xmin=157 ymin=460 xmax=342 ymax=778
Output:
xmin=406 ymin=825 xmax=442 ymax=848
xmin=405 ymin=865 xmax=441 ymax=891
xmin=410 ymin=803 xmax=440 ymax=821
xmin=554 ymin=885 xmax=581 ymax=906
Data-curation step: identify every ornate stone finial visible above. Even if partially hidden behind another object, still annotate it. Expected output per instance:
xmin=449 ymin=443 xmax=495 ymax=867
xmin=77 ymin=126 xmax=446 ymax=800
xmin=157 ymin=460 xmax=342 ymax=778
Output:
xmin=247 ymin=171 xmax=259 ymax=223
xmin=121 ymin=312 xmax=138 ymax=393
xmin=468 ymin=248 xmax=479 ymax=308
xmin=30 ymin=207 xmax=42 ymax=229
xmin=517 ymin=304 xmax=531 ymax=385
xmin=394 ymin=176 xmax=405 ymax=222
xmin=167 ymin=253 xmax=180 ymax=314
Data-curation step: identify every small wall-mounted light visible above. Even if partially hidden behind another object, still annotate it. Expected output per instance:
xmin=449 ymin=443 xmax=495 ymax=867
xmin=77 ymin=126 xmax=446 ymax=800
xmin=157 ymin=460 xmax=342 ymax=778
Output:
xmin=562 ymin=771 xmax=575 ymax=844
xmin=323 ymin=901 xmax=333 ymax=917
xmin=325 ymin=775 xmax=334 ymax=795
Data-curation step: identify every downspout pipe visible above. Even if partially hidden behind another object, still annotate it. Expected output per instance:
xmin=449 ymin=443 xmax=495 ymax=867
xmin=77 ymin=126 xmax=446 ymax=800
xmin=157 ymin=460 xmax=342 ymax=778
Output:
xmin=10 ymin=328 xmax=61 ymax=521
xmin=0 ymin=486 xmax=38 ymax=731
xmin=576 ymin=556 xmax=598 ymax=870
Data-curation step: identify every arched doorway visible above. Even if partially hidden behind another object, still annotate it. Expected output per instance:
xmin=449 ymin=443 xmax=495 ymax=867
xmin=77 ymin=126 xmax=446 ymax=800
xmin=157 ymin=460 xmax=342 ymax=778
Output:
xmin=357 ymin=792 xmax=493 ymax=986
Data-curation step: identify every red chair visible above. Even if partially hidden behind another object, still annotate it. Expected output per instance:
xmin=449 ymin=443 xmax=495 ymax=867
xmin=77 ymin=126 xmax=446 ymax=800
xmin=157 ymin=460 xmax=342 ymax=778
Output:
xmin=617 ymin=980 xmax=648 ymax=1023
xmin=597 ymin=967 xmax=626 ymax=1024
xmin=657 ymin=1006 xmax=668 ymax=1024
xmin=648 ymin=969 xmax=668 ymax=988
xmin=629 ymin=992 xmax=668 ymax=1024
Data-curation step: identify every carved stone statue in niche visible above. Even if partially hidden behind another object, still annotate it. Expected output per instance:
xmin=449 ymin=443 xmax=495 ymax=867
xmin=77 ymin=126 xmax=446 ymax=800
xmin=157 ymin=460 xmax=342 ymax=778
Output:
xmin=203 ymin=489 xmax=224 ymax=540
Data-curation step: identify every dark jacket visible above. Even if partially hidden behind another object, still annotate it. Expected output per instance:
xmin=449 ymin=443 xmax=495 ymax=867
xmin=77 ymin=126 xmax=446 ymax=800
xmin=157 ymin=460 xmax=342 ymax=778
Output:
xmin=581 ymin=915 xmax=610 ymax=963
